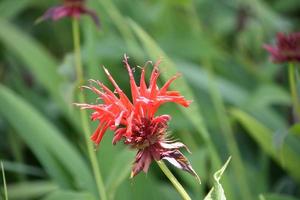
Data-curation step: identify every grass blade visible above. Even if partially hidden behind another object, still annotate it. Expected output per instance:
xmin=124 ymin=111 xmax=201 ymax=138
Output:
xmin=0 ymin=85 xmax=96 ymax=193
xmin=0 ymin=0 xmax=31 ymax=19
xmin=105 ymin=151 xmax=135 ymax=200
xmin=7 ymin=181 xmax=58 ymax=200
xmin=259 ymin=194 xmax=299 ymax=200
xmin=204 ymin=157 xmax=231 ymax=200
xmin=43 ymin=190 xmax=96 ymax=200
xmin=230 ymin=108 xmax=300 ymax=182
xmin=0 ymin=19 xmax=77 ymax=126
xmin=1 ymin=162 xmax=8 ymax=200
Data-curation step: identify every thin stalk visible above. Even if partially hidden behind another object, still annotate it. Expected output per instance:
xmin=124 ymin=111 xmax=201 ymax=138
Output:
xmin=288 ymin=62 xmax=300 ymax=121
xmin=156 ymin=161 xmax=191 ymax=200
xmin=1 ymin=162 xmax=8 ymax=200
xmin=206 ymin=64 xmax=252 ymax=200
xmin=72 ymin=18 xmax=107 ymax=200
xmin=72 ymin=19 xmax=84 ymax=84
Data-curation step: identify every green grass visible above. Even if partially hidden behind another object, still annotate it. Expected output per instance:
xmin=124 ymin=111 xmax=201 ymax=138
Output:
xmin=1 ymin=162 xmax=8 ymax=200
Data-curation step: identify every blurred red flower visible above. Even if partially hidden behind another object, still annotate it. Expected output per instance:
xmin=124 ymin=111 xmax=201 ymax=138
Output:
xmin=39 ymin=0 xmax=99 ymax=26
xmin=263 ymin=32 xmax=300 ymax=63
xmin=75 ymin=55 xmax=198 ymax=179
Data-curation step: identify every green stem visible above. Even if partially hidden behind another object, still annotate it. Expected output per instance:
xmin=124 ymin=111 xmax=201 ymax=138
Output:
xmin=1 ymin=162 xmax=8 ymax=200
xmin=156 ymin=161 xmax=191 ymax=200
xmin=206 ymin=63 xmax=252 ymax=200
xmin=72 ymin=18 xmax=107 ymax=200
xmin=72 ymin=19 xmax=84 ymax=84
xmin=288 ymin=62 xmax=300 ymax=121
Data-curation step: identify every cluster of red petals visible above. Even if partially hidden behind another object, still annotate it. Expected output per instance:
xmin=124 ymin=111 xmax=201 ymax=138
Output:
xmin=75 ymin=55 xmax=199 ymax=179
xmin=77 ymin=55 xmax=191 ymax=145
xmin=39 ymin=0 xmax=99 ymax=26
xmin=263 ymin=32 xmax=300 ymax=63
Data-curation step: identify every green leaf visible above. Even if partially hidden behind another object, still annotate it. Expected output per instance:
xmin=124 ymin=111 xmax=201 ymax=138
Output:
xmin=204 ymin=157 xmax=231 ymax=200
xmin=247 ymin=107 xmax=287 ymax=131
xmin=1 ymin=162 xmax=8 ymax=200
xmin=0 ymin=85 xmax=95 ymax=193
xmin=289 ymin=123 xmax=300 ymax=137
xmin=235 ymin=0 xmax=290 ymax=31
xmin=7 ymin=181 xmax=58 ymax=200
xmin=247 ymin=84 xmax=291 ymax=108
xmin=115 ymin=173 xmax=179 ymax=200
xmin=1 ymin=160 xmax=45 ymax=177
xmin=0 ymin=19 xmax=69 ymax=117
xmin=177 ymin=61 xmax=248 ymax=107
xmin=0 ymin=0 xmax=31 ymax=19
xmin=259 ymin=194 xmax=299 ymax=200
xmin=97 ymin=0 xmax=142 ymax=57
xmin=105 ymin=150 xmax=135 ymax=200
xmin=178 ymin=61 xmax=288 ymax=129
xmin=230 ymin=108 xmax=300 ymax=182
xmin=177 ymin=61 xmax=287 ymax=133
xmin=43 ymin=190 xmax=96 ymax=200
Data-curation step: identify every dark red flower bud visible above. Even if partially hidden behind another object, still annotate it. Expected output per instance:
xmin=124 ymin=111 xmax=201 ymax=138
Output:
xmin=38 ymin=0 xmax=99 ymax=26
xmin=263 ymin=32 xmax=300 ymax=63
xmin=75 ymin=55 xmax=199 ymax=179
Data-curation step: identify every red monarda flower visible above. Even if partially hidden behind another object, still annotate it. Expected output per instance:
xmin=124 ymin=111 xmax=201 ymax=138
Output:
xmin=39 ymin=0 xmax=99 ymax=26
xmin=263 ymin=32 xmax=300 ymax=63
xmin=75 ymin=55 xmax=199 ymax=179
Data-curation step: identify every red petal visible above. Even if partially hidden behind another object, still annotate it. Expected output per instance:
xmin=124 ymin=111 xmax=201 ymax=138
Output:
xmin=139 ymin=68 xmax=148 ymax=97
xmin=149 ymin=69 xmax=160 ymax=99
xmin=90 ymin=124 xmax=101 ymax=142
xmin=103 ymin=67 xmax=133 ymax=109
xmin=131 ymin=150 xmax=152 ymax=178
xmin=123 ymin=55 xmax=140 ymax=103
xmin=112 ymin=128 xmax=126 ymax=145
xmin=94 ymin=123 xmax=110 ymax=145
xmin=159 ymin=73 xmax=180 ymax=95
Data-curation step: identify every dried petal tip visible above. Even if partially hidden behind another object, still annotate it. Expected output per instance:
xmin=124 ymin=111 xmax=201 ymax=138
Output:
xmin=38 ymin=0 xmax=100 ymax=26
xmin=130 ymin=171 xmax=134 ymax=179
xmin=264 ymin=32 xmax=300 ymax=63
xmin=162 ymin=151 xmax=200 ymax=183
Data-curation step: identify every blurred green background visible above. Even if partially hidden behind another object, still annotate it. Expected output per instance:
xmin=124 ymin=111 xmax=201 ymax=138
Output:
xmin=1 ymin=0 xmax=300 ymax=199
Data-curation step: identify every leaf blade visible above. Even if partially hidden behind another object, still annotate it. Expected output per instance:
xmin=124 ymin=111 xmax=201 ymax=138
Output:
xmin=0 ymin=85 xmax=95 ymax=193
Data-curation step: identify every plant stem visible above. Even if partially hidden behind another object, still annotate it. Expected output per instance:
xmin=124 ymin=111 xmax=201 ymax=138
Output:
xmin=206 ymin=63 xmax=252 ymax=200
xmin=72 ymin=19 xmax=84 ymax=84
xmin=1 ymin=162 xmax=8 ymax=200
xmin=72 ymin=18 xmax=107 ymax=200
xmin=156 ymin=160 xmax=191 ymax=200
xmin=288 ymin=62 xmax=300 ymax=121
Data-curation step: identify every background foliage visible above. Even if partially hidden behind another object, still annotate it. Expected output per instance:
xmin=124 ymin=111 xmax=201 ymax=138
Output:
xmin=0 ymin=0 xmax=300 ymax=199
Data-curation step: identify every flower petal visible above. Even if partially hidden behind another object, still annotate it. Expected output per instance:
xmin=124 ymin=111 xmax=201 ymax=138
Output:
xmin=123 ymin=55 xmax=140 ymax=103
xmin=131 ymin=150 xmax=152 ymax=178
xmin=160 ymin=141 xmax=191 ymax=153
xmin=83 ymin=8 xmax=101 ymax=27
xmin=162 ymin=150 xmax=200 ymax=182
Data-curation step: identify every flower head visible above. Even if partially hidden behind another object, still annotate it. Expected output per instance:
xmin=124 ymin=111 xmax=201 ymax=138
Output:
xmin=38 ymin=0 xmax=99 ymax=26
xmin=263 ymin=32 xmax=300 ymax=63
xmin=75 ymin=55 xmax=199 ymax=179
